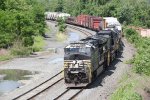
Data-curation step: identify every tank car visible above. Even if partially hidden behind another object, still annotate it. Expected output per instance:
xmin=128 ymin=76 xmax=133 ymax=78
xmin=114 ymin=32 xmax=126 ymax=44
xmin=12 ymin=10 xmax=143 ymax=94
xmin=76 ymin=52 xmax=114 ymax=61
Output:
xmin=45 ymin=12 xmax=70 ymax=20
xmin=64 ymin=35 xmax=110 ymax=87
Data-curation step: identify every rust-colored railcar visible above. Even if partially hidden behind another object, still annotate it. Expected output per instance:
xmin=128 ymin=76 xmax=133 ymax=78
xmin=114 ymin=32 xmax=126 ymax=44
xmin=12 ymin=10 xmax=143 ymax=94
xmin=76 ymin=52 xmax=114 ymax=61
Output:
xmin=89 ymin=17 xmax=103 ymax=31
xmin=76 ymin=15 xmax=88 ymax=26
xmin=75 ymin=15 xmax=104 ymax=31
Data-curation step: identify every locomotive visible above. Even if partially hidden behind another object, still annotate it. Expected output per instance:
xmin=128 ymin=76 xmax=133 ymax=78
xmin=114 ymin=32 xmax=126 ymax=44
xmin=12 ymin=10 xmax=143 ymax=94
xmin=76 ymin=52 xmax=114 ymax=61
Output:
xmin=64 ymin=29 xmax=121 ymax=87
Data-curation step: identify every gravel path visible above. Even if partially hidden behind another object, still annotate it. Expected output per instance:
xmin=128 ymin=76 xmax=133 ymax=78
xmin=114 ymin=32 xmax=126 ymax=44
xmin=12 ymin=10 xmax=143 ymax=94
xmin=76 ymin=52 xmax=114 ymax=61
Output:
xmin=0 ymin=21 xmax=136 ymax=100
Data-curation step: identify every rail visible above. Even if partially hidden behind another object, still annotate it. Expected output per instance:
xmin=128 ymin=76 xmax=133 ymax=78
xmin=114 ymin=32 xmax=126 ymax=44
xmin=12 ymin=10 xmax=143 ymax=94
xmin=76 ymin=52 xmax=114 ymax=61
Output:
xmin=13 ymin=71 xmax=63 ymax=100
xmin=47 ymin=20 xmax=93 ymax=36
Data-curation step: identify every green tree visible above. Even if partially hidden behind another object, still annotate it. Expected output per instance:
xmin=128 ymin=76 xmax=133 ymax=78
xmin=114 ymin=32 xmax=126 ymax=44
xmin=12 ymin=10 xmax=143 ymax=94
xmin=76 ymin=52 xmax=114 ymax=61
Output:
xmin=0 ymin=0 xmax=46 ymax=48
xmin=55 ymin=0 xmax=64 ymax=12
xmin=57 ymin=18 xmax=67 ymax=32
xmin=0 ymin=0 xmax=6 ymax=10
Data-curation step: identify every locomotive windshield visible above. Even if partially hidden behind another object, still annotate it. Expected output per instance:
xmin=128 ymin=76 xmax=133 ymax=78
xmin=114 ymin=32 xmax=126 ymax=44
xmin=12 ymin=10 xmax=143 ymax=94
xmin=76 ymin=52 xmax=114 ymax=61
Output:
xmin=64 ymin=47 xmax=91 ymax=60
xmin=64 ymin=47 xmax=91 ymax=54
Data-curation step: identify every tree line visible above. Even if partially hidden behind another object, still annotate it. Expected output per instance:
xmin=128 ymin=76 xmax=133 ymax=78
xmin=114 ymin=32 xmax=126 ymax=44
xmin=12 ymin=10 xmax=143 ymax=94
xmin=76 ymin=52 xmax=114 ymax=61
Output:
xmin=48 ymin=0 xmax=150 ymax=28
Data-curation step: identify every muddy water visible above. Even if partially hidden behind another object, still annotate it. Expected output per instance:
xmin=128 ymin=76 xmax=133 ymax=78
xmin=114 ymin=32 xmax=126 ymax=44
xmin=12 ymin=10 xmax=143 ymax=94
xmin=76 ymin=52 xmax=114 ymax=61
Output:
xmin=0 ymin=69 xmax=38 ymax=95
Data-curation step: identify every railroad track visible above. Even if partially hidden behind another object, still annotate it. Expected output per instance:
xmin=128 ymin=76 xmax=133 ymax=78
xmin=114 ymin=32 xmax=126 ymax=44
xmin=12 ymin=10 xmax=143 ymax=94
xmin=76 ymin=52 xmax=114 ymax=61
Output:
xmin=47 ymin=20 xmax=93 ymax=36
xmin=54 ymin=87 xmax=84 ymax=100
xmin=67 ymin=25 xmax=93 ymax=36
xmin=13 ymin=71 xmax=63 ymax=100
xmin=53 ymin=73 xmax=102 ymax=100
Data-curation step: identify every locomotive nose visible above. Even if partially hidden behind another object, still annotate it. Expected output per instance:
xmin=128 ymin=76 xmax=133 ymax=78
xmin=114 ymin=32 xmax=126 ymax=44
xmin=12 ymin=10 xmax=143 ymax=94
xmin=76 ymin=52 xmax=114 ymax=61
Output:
xmin=64 ymin=60 xmax=90 ymax=87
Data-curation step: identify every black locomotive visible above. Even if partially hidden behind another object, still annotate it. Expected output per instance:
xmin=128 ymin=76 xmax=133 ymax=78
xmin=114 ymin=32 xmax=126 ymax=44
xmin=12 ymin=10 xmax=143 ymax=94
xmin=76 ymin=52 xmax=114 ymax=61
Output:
xmin=64 ymin=29 xmax=121 ymax=87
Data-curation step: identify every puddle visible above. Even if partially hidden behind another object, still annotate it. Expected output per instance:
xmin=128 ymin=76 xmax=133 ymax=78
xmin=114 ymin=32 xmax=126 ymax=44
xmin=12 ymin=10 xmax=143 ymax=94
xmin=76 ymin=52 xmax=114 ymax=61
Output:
xmin=0 ymin=80 xmax=21 ymax=95
xmin=48 ymin=57 xmax=64 ymax=64
xmin=0 ymin=69 xmax=39 ymax=95
xmin=0 ymin=69 xmax=38 ymax=81
xmin=67 ymin=32 xmax=80 ymax=43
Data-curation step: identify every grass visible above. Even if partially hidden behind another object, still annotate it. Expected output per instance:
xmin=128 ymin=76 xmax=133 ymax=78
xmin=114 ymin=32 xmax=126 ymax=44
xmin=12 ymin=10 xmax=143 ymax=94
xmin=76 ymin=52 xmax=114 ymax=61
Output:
xmin=10 ymin=44 xmax=32 ymax=57
xmin=124 ymin=27 xmax=150 ymax=76
xmin=0 ymin=54 xmax=12 ymax=61
xmin=111 ymin=71 xmax=150 ymax=100
xmin=0 ymin=35 xmax=45 ymax=61
xmin=111 ymin=72 xmax=142 ymax=100
xmin=111 ymin=82 xmax=142 ymax=100
xmin=45 ymin=26 xmax=51 ymax=34
xmin=32 ymin=35 xmax=45 ymax=52
xmin=0 ymin=49 xmax=12 ymax=61
xmin=56 ymin=32 xmax=67 ymax=42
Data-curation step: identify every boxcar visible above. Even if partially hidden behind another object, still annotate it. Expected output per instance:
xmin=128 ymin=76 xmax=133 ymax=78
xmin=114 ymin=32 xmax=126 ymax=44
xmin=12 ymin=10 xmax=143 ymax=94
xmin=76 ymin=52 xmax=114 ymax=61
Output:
xmin=89 ymin=17 xmax=103 ymax=31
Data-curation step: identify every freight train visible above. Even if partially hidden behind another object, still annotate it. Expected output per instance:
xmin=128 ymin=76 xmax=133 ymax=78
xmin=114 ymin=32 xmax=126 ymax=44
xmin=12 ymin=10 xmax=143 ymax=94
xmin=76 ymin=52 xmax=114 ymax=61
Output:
xmin=45 ymin=12 xmax=122 ymax=34
xmin=45 ymin=12 xmax=122 ymax=87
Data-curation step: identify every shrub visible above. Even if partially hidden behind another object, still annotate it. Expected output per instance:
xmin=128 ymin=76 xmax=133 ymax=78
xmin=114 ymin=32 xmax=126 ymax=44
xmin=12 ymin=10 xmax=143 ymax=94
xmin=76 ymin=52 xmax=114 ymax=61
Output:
xmin=124 ymin=28 xmax=150 ymax=76
xmin=56 ymin=32 xmax=67 ymax=42
xmin=32 ymin=35 xmax=45 ymax=52
xmin=11 ymin=42 xmax=32 ymax=57
xmin=0 ymin=54 xmax=12 ymax=61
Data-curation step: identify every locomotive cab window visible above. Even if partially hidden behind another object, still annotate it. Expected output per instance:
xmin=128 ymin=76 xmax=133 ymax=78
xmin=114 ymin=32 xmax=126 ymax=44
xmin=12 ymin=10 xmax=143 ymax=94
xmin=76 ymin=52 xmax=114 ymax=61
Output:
xmin=64 ymin=47 xmax=91 ymax=55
